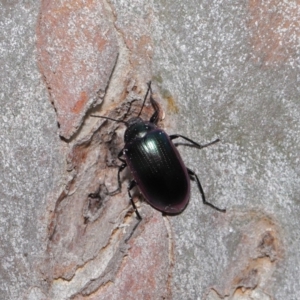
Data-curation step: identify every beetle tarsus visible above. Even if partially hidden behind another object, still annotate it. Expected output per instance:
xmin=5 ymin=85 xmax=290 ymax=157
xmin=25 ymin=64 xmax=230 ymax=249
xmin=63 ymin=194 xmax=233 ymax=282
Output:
xmin=170 ymin=135 xmax=220 ymax=149
xmin=108 ymin=150 xmax=127 ymax=195
xmin=124 ymin=217 xmax=142 ymax=243
xmin=187 ymin=168 xmax=226 ymax=213
xmin=124 ymin=181 xmax=143 ymax=243
xmin=128 ymin=180 xmax=142 ymax=220
xmin=200 ymin=138 xmax=220 ymax=148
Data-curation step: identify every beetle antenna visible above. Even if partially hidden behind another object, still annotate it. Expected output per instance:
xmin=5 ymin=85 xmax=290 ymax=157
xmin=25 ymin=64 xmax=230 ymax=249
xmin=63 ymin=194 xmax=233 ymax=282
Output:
xmin=123 ymin=99 xmax=139 ymax=120
xmin=90 ymin=115 xmax=128 ymax=126
xmin=137 ymin=81 xmax=152 ymax=118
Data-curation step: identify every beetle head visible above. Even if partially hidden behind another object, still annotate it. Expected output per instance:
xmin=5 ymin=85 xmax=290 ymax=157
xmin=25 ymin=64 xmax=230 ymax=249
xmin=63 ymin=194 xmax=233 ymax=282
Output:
xmin=124 ymin=117 xmax=157 ymax=143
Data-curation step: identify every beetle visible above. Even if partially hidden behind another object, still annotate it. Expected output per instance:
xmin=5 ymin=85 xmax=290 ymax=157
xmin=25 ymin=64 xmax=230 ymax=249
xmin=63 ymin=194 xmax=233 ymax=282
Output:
xmin=90 ymin=82 xmax=225 ymax=219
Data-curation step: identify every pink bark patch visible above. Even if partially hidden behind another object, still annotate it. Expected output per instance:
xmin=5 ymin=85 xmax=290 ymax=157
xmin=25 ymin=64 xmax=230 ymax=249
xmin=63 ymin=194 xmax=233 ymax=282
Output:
xmin=247 ymin=0 xmax=300 ymax=66
xmin=86 ymin=210 xmax=173 ymax=300
xmin=37 ymin=0 xmax=118 ymax=139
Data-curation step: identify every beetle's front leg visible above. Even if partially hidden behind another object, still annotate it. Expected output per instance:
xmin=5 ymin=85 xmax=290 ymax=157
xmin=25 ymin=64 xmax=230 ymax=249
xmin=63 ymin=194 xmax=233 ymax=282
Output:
xmin=170 ymin=134 xmax=220 ymax=149
xmin=127 ymin=180 xmax=142 ymax=220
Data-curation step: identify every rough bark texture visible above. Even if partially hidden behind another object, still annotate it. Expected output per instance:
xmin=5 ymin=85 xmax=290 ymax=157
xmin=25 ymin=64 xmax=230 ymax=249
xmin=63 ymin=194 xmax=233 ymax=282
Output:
xmin=0 ymin=0 xmax=299 ymax=299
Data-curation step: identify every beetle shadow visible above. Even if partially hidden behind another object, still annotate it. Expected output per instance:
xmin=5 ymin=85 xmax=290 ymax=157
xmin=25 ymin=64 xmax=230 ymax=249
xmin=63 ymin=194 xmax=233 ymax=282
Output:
xmin=161 ymin=210 xmax=187 ymax=217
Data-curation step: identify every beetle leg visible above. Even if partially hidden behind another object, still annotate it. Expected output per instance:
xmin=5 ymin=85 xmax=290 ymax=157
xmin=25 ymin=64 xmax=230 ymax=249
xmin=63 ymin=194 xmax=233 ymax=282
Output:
xmin=109 ymin=149 xmax=127 ymax=195
xmin=128 ymin=180 xmax=142 ymax=220
xmin=170 ymin=135 xmax=220 ymax=149
xmin=187 ymin=168 xmax=226 ymax=213
xmin=122 ymin=180 xmax=142 ymax=243
xmin=123 ymin=99 xmax=139 ymax=120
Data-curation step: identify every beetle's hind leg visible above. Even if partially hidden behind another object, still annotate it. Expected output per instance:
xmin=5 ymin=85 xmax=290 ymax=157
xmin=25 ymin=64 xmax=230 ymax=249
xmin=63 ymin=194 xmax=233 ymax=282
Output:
xmin=187 ymin=168 xmax=226 ymax=213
